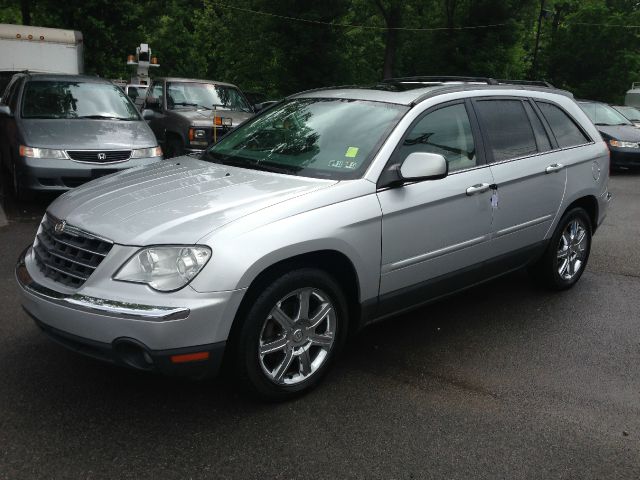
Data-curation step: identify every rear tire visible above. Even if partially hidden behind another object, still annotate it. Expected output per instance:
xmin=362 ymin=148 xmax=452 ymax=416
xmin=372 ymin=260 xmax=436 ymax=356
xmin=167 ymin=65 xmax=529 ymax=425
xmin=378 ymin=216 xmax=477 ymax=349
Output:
xmin=529 ymin=207 xmax=592 ymax=290
xmin=232 ymin=268 xmax=349 ymax=401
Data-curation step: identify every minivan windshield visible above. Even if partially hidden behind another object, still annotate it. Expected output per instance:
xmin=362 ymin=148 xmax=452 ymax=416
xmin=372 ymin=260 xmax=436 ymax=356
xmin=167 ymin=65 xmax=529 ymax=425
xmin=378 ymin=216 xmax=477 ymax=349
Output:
xmin=579 ymin=102 xmax=632 ymax=126
xmin=202 ymin=98 xmax=408 ymax=180
xmin=21 ymin=80 xmax=140 ymax=120
xmin=167 ymin=82 xmax=252 ymax=112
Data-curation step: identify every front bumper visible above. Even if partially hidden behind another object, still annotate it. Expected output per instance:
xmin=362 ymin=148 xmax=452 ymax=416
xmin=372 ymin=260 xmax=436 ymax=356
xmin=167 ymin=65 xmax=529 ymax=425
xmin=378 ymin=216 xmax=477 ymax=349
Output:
xmin=16 ymin=155 xmax=163 ymax=191
xmin=16 ymin=247 xmax=244 ymax=377
xmin=609 ymin=148 xmax=640 ymax=168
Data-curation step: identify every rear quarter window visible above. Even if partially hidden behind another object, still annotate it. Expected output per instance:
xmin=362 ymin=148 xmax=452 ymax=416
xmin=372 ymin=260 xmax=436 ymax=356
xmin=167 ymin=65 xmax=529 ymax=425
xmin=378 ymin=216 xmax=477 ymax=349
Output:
xmin=536 ymin=102 xmax=590 ymax=148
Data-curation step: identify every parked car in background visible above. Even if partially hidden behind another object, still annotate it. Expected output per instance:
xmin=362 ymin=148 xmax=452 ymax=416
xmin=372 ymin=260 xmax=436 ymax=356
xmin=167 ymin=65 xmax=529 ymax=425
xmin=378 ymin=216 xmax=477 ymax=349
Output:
xmin=578 ymin=100 xmax=640 ymax=169
xmin=0 ymin=73 xmax=162 ymax=198
xmin=611 ymin=104 xmax=640 ymax=128
xmin=143 ymin=77 xmax=255 ymax=158
xmin=16 ymin=78 xmax=610 ymax=400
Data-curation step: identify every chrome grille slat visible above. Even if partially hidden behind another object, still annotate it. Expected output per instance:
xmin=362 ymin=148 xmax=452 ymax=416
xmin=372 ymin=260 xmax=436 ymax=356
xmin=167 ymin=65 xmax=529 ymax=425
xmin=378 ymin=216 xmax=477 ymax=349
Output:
xmin=32 ymin=215 xmax=113 ymax=288
xmin=33 ymin=248 xmax=89 ymax=281
xmin=39 ymin=232 xmax=108 ymax=257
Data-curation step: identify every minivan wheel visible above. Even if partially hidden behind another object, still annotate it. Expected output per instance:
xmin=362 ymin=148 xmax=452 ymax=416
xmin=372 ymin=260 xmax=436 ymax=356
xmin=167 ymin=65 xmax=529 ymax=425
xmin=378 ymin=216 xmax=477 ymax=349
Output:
xmin=529 ymin=208 xmax=592 ymax=290
xmin=233 ymin=268 xmax=348 ymax=401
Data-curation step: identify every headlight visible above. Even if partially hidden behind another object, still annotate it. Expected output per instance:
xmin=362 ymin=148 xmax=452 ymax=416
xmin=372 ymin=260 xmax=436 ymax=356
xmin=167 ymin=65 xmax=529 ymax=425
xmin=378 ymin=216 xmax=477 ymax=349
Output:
xmin=19 ymin=145 xmax=68 ymax=159
xmin=131 ymin=146 xmax=163 ymax=158
xmin=609 ymin=139 xmax=639 ymax=148
xmin=188 ymin=128 xmax=207 ymax=142
xmin=114 ymin=246 xmax=211 ymax=292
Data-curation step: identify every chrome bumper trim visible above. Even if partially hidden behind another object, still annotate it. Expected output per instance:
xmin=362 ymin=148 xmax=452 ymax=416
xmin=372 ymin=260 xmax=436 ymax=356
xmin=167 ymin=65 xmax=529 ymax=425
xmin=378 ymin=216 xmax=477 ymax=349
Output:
xmin=16 ymin=247 xmax=190 ymax=322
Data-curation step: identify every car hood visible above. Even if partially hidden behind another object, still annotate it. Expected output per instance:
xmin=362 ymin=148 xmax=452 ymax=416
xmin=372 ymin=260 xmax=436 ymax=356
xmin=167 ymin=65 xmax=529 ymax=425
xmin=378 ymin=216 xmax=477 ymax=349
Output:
xmin=20 ymin=119 xmax=158 ymax=150
xmin=47 ymin=158 xmax=336 ymax=245
xmin=595 ymin=124 xmax=640 ymax=142
xmin=173 ymin=109 xmax=254 ymax=128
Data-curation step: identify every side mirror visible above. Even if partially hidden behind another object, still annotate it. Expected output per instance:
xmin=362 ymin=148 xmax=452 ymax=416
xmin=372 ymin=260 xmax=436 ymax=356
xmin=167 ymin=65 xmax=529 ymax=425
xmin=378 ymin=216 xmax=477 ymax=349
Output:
xmin=141 ymin=109 xmax=155 ymax=120
xmin=399 ymin=152 xmax=448 ymax=182
xmin=0 ymin=104 xmax=12 ymax=117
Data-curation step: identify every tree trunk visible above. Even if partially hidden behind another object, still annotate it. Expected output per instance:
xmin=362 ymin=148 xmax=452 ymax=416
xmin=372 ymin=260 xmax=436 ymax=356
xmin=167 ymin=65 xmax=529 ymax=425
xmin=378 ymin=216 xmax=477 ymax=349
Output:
xmin=375 ymin=1 xmax=402 ymax=79
xmin=21 ymin=0 xmax=32 ymax=26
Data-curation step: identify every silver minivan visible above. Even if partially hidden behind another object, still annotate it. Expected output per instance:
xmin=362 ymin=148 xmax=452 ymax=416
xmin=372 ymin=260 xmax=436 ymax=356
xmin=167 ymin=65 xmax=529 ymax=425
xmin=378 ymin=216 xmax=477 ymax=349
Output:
xmin=16 ymin=78 xmax=611 ymax=400
xmin=0 ymin=73 xmax=162 ymax=198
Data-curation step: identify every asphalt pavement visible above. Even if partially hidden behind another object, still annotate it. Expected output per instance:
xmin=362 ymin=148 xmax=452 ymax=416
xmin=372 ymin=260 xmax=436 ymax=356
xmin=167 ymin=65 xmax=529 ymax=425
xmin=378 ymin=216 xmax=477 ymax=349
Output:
xmin=0 ymin=173 xmax=639 ymax=479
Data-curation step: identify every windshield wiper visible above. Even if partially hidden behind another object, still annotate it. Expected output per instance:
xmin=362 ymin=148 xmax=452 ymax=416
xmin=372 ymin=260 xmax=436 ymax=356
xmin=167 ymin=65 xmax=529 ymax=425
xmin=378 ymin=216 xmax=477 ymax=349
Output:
xmin=77 ymin=115 xmax=128 ymax=120
xmin=173 ymin=102 xmax=212 ymax=110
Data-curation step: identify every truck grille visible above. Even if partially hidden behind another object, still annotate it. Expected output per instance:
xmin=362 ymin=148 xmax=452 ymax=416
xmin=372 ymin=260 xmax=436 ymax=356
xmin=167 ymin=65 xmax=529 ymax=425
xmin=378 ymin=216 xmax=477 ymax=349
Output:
xmin=33 ymin=215 xmax=113 ymax=288
xmin=67 ymin=150 xmax=131 ymax=163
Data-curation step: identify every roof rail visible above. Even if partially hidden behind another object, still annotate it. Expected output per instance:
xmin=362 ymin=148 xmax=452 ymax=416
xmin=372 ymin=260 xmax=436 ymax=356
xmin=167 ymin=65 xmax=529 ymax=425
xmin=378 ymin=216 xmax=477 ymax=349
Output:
xmin=495 ymin=78 xmax=554 ymax=88
xmin=382 ymin=76 xmax=498 ymax=85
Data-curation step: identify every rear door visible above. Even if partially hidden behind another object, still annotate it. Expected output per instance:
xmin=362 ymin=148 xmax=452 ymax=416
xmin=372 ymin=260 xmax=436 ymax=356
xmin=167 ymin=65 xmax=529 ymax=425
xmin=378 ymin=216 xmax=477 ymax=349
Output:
xmin=376 ymin=100 xmax=495 ymax=300
xmin=473 ymin=97 xmax=566 ymax=256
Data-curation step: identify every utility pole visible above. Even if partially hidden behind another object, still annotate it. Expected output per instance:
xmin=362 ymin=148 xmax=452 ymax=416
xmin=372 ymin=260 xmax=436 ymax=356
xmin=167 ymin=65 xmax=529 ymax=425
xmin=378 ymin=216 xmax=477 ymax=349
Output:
xmin=532 ymin=0 xmax=546 ymax=78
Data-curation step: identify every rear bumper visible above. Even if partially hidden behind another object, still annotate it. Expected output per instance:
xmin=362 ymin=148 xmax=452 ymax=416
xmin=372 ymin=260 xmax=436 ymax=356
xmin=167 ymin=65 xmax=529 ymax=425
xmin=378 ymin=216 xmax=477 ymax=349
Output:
xmin=16 ymin=155 xmax=163 ymax=191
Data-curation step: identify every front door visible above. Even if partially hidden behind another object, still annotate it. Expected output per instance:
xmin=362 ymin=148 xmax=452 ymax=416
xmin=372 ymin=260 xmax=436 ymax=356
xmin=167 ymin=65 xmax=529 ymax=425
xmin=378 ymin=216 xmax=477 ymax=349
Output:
xmin=377 ymin=101 xmax=495 ymax=302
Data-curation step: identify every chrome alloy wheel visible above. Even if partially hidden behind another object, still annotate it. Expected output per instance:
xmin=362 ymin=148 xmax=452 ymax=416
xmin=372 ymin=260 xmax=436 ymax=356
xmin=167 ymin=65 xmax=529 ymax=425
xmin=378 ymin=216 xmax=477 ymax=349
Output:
xmin=258 ymin=287 xmax=336 ymax=386
xmin=557 ymin=219 xmax=588 ymax=280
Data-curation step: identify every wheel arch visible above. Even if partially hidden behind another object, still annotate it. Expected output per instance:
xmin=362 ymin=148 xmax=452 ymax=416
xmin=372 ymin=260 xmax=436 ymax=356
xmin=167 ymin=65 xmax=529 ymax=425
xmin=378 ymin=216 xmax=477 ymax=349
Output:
xmin=563 ymin=195 xmax=599 ymax=233
xmin=224 ymin=249 xmax=363 ymax=366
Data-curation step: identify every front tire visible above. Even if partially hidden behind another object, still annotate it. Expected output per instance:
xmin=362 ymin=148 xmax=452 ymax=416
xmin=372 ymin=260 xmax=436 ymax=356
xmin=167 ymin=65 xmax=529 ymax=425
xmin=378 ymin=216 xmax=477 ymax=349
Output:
xmin=232 ymin=268 xmax=349 ymax=401
xmin=529 ymin=207 xmax=592 ymax=290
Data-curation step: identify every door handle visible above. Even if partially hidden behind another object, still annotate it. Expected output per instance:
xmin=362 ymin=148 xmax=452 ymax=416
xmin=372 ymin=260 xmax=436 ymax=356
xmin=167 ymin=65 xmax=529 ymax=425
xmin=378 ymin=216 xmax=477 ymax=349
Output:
xmin=545 ymin=163 xmax=564 ymax=174
xmin=466 ymin=183 xmax=491 ymax=195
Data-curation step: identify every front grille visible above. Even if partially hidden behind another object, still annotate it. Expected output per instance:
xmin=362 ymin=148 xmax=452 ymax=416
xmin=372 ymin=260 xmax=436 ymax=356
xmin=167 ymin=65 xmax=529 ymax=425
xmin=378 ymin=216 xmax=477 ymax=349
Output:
xmin=33 ymin=215 xmax=113 ymax=288
xmin=67 ymin=150 xmax=131 ymax=163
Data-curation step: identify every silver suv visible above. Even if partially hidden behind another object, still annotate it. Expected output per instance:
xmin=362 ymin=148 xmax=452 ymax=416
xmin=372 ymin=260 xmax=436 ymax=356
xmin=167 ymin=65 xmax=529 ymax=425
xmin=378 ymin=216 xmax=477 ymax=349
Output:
xmin=16 ymin=78 xmax=611 ymax=400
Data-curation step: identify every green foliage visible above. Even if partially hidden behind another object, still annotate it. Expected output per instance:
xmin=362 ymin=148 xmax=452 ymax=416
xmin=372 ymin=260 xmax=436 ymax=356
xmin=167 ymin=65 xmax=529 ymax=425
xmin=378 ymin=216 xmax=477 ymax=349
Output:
xmin=1 ymin=0 xmax=640 ymax=101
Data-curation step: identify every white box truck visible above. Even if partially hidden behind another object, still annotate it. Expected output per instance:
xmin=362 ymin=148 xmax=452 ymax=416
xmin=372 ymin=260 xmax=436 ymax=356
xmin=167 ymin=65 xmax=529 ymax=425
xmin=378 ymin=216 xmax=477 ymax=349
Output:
xmin=0 ymin=23 xmax=84 ymax=94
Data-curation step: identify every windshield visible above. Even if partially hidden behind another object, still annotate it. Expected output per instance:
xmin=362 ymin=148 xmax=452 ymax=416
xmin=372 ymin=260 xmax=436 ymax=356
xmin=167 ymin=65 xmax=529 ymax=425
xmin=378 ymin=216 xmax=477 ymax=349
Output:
xmin=21 ymin=81 xmax=140 ymax=120
xmin=202 ymin=98 xmax=408 ymax=180
xmin=580 ymin=102 xmax=632 ymax=126
xmin=613 ymin=105 xmax=640 ymax=122
xmin=167 ymin=82 xmax=252 ymax=112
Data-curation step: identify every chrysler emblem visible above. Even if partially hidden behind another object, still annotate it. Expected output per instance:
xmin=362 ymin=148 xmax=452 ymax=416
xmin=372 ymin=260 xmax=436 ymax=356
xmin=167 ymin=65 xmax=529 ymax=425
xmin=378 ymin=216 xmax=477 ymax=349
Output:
xmin=54 ymin=220 xmax=66 ymax=234
xmin=97 ymin=152 xmax=107 ymax=160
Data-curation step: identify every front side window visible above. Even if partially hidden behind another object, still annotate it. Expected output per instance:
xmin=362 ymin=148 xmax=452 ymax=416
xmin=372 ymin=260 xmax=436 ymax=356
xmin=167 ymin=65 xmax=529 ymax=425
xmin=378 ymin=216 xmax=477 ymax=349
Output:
xmin=203 ymin=98 xmax=408 ymax=180
xmin=21 ymin=81 xmax=140 ymax=120
xmin=475 ymin=99 xmax=538 ymax=162
xmin=579 ymin=102 xmax=631 ymax=126
xmin=167 ymin=82 xmax=252 ymax=112
xmin=398 ymin=103 xmax=477 ymax=173
xmin=537 ymin=102 xmax=590 ymax=148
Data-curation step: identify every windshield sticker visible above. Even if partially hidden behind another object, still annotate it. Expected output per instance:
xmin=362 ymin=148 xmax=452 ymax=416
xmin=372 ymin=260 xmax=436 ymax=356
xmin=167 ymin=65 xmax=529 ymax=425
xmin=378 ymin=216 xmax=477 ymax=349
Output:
xmin=345 ymin=146 xmax=359 ymax=158
xmin=328 ymin=160 xmax=358 ymax=169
